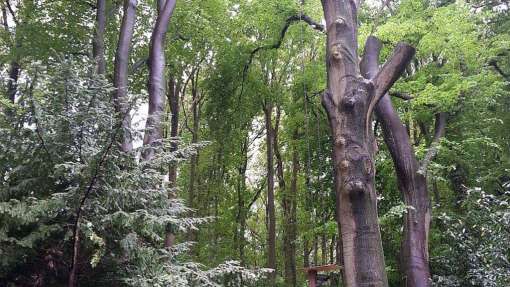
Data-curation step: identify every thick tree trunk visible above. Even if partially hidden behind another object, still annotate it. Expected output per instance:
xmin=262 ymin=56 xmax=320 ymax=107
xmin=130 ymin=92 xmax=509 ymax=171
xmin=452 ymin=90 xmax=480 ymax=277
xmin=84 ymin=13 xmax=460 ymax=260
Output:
xmin=113 ymin=0 xmax=137 ymax=152
xmin=320 ymin=1 xmax=414 ymax=286
xmin=263 ymin=101 xmax=277 ymax=285
xmin=361 ymin=36 xmax=431 ymax=286
xmin=93 ymin=0 xmax=107 ymax=75
xmin=142 ymin=0 xmax=176 ymax=160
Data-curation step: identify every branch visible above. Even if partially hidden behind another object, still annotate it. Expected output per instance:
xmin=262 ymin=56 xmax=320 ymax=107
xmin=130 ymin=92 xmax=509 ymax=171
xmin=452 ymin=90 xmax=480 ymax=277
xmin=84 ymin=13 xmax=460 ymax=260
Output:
xmin=248 ymin=178 xmax=267 ymax=211
xmin=4 ymin=0 xmax=18 ymax=25
xmin=366 ymin=42 xmax=415 ymax=129
xmin=418 ymin=112 xmax=447 ymax=174
xmin=130 ymin=57 xmax=148 ymax=74
xmin=68 ymin=99 xmax=136 ymax=287
xmin=239 ymin=13 xmax=324 ymax=98
xmin=488 ymin=59 xmax=510 ymax=81
xmin=390 ymin=91 xmax=413 ymax=100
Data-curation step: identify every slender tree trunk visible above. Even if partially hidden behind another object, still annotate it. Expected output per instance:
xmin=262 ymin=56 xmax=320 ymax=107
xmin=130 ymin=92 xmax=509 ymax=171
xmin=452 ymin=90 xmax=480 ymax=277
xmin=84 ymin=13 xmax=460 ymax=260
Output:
xmin=304 ymin=239 xmax=310 ymax=267
xmin=360 ymin=36 xmax=433 ymax=287
xmin=236 ymin=135 xmax=248 ymax=264
xmin=320 ymin=1 xmax=414 ymax=286
xmin=142 ymin=0 xmax=177 ymax=160
xmin=276 ymin=110 xmax=298 ymax=287
xmin=6 ymin=60 xmax=19 ymax=103
xmin=189 ymin=73 xmax=200 ymax=211
xmin=2 ymin=2 xmax=19 ymax=104
xmin=93 ymin=0 xmax=107 ymax=75
xmin=167 ymin=74 xmax=180 ymax=184
xmin=165 ymin=74 xmax=180 ymax=248
xmin=113 ymin=0 xmax=137 ymax=152
xmin=263 ymin=101 xmax=277 ymax=285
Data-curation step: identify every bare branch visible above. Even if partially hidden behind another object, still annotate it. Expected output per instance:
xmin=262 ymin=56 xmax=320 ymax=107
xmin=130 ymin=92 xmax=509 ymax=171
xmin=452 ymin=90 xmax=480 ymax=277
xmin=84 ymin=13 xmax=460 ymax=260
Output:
xmin=4 ymin=0 xmax=18 ymax=25
xmin=390 ymin=91 xmax=413 ymax=100
xmin=239 ymin=13 xmax=324 ymax=98
xmin=419 ymin=112 xmax=447 ymax=174
xmin=488 ymin=59 xmax=510 ymax=81
xmin=367 ymin=42 xmax=415 ymax=125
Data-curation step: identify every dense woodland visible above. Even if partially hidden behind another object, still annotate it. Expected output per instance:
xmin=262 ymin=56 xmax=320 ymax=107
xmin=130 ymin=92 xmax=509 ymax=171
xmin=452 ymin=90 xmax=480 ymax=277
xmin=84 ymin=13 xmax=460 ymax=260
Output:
xmin=0 ymin=0 xmax=509 ymax=286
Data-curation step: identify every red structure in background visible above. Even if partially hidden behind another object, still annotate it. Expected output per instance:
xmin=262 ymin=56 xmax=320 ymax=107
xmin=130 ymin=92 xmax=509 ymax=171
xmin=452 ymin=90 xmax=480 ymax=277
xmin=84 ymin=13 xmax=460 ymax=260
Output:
xmin=303 ymin=264 xmax=341 ymax=287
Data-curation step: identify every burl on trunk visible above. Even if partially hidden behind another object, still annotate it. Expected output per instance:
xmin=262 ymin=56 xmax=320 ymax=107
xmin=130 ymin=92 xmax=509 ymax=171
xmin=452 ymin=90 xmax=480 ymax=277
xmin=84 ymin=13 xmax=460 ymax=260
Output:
xmin=320 ymin=1 xmax=415 ymax=286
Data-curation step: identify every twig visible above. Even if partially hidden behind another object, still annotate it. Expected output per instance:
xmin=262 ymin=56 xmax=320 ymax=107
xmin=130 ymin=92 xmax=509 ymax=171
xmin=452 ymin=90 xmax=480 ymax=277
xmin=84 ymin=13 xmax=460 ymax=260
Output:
xmin=68 ymin=99 xmax=135 ymax=287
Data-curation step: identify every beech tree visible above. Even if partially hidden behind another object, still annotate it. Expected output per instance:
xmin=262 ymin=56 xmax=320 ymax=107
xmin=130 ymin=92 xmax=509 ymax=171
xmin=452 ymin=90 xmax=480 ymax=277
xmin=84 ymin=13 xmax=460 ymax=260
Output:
xmin=143 ymin=0 xmax=177 ymax=160
xmin=113 ymin=0 xmax=137 ymax=152
xmin=320 ymin=1 xmax=415 ymax=286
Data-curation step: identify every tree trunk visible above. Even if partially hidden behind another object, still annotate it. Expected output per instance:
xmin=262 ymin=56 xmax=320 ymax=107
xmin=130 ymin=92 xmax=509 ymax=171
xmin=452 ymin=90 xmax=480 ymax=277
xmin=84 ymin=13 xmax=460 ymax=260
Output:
xmin=165 ymin=73 xmax=180 ymax=248
xmin=236 ymin=135 xmax=249 ymax=264
xmin=277 ymin=115 xmax=299 ymax=286
xmin=6 ymin=60 xmax=19 ymax=103
xmin=142 ymin=0 xmax=176 ymax=160
xmin=320 ymin=1 xmax=415 ymax=286
xmin=93 ymin=0 xmax=107 ymax=75
xmin=188 ymin=73 xmax=200 ymax=211
xmin=113 ymin=0 xmax=137 ymax=152
xmin=263 ymin=101 xmax=277 ymax=285
xmin=167 ymin=74 xmax=180 ymax=184
xmin=360 ymin=36 xmax=431 ymax=286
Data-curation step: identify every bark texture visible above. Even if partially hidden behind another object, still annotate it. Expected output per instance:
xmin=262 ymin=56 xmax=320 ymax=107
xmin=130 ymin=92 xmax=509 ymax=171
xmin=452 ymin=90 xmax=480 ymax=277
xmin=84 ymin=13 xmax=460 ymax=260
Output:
xmin=142 ymin=0 xmax=177 ymax=160
xmin=361 ymin=36 xmax=429 ymax=287
xmin=263 ymin=101 xmax=277 ymax=285
xmin=320 ymin=1 xmax=415 ymax=286
xmin=93 ymin=0 xmax=107 ymax=75
xmin=113 ymin=0 xmax=137 ymax=152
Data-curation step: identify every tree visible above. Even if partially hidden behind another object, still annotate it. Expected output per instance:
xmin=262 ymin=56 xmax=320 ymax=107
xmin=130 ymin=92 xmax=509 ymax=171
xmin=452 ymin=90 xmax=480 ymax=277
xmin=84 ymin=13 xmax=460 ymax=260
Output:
xmin=319 ymin=1 xmax=415 ymax=286
xmin=143 ymin=0 xmax=177 ymax=160
xmin=113 ymin=0 xmax=137 ymax=152
xmin=92 ymin=0 xmax=106 ymax=75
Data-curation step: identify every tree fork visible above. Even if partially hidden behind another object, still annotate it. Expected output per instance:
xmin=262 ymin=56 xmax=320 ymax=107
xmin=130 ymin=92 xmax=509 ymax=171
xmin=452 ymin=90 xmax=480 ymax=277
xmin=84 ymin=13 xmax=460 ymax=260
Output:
xmin=361 ymin=36 xmax=432 ymax=287
xmin=320 ymin=1 xmax=414 ymax=286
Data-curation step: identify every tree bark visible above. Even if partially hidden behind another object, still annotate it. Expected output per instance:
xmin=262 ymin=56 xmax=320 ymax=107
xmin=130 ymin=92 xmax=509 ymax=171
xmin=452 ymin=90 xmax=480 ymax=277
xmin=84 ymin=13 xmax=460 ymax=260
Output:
xmin=188 ymin=72 xmax=200 ymax=211
xmin=263 ymin=101 xmax=277 ymax=285
xmin=142 ymin=0 xmax=177 ymax=160
xmin=167 ymin=74 xmax=180 ymax=184
xmin=93 ymin=0 xmax=107 ymax=75
xmin=360 ymin=36 xmax=431 ymax=287
xmin=6 ymin=60 xmax=19 ymax=103
xmin=113 ymin=0 xmax=137 ymax=152
xmin=236 ymin=135 xmax=248 ymax=264
xmin=320 ymin=1 xmax=414 ymax=286
xmin=276 ymin=113 xmax=298 ymax=287
xmin=165 ymin=73 xmax=180 ymax=248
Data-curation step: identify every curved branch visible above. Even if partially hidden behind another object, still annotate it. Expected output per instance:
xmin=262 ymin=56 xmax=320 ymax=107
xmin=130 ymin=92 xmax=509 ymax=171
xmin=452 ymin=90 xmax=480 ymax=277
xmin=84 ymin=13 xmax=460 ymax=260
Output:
xmin=419 ymin=112 xmax=447 ymax=174
xmin=239 ymin=13 xmax=324 ymax=97
xmin=489 ymin=59 xmax=510 ymax=81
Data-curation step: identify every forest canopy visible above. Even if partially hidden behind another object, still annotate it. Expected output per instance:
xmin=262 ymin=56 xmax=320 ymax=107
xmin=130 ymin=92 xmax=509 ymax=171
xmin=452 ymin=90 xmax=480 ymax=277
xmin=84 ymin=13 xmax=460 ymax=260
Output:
xmin=0 ymin=0 xmax=509 ymax=286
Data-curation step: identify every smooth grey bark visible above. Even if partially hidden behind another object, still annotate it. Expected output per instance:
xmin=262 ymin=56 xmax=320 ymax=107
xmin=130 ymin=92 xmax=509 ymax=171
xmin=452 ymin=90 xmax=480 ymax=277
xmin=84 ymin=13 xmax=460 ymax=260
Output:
xmin=263 ymin=101 xmax=277 ymax=285
xmin=113 ymin=0 xmax=137 ymax=152
xmin=93 ymin=0 xmax=107 ymax=75
xmin=142 ymin=0 xmax=177 ymax=160
xmin=320 ymin=1 xmax=415 ymax=286
xmin=361 ymin=36 xmax=430 ymax=287
xmin=361 ymin=36 xmax=448 ymax=287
